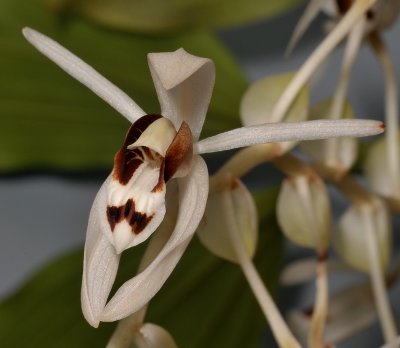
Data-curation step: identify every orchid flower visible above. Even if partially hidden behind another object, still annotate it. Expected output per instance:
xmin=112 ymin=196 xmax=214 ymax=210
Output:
xmin=22 ymin=27 xmax=384 ymax=328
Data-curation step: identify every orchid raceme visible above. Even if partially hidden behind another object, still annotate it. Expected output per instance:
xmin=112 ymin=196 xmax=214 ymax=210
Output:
xmin=22 ymin=27 xmax=384 ymax=329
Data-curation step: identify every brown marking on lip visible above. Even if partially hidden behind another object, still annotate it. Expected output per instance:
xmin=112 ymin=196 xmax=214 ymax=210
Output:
xmin=107 ymin=198 xmax=154 ymax=234
xmin=336 ymin=0 xmax=353 ymax=14
xmin=113 ymin=114 xmax=162 ymax=185
xmin=129 ymin=212 xmax=154 ymax=234
xmin=163 ymin=121 xmax=193 ymax=182
xmin=107 ymin=205 xmax=124 ymax=231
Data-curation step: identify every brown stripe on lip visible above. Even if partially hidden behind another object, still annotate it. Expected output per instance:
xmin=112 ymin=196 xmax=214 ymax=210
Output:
xmin=107 ymin=198 xmax=154 ymax=234
xmin=113 ymin=114 xmax=162 ymax=185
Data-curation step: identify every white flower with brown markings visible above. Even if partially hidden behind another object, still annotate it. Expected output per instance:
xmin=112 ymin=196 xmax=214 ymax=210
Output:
xmin=22 ymin=27 xmax=384 ymax=328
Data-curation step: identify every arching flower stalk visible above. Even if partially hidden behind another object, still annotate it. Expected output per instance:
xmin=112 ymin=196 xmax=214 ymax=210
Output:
xmin=274 ymin=154 xmax=331 ymax=348
xmin=23 ymin=27 xmax=384 ymax=333
xmin=288 ymin=0 xmax=400 ymax=203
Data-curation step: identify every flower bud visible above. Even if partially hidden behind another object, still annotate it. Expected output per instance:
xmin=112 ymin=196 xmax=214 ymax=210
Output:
xmin=334 ymin=198 xmax=391 ymax=273
xmin=364 ymin=134 xmax=400 ymax=210
xmin=276 ymin=174 xmax=331 ymax=252
xmin=197 ymin=179 xmax=258 ymax=263
xmin=240 ymin=72 xmax=309 ymax=153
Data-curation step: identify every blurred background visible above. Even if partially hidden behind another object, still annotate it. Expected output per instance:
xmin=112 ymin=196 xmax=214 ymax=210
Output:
xmin=1 ymin=0 xmax=400 ymax=347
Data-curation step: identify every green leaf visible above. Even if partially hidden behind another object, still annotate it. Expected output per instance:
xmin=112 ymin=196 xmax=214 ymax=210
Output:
xmin=44 ymin=0 xmax=303 ymax=34
xmin=0 ymin=0 xmax=245 ymax=172
xmin=0 ymin=188 xmax=282 ymax=347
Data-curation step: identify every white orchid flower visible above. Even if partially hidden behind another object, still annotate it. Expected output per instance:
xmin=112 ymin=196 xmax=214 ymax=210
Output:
xmin=22 ymin=27 xmax=384 ymax=328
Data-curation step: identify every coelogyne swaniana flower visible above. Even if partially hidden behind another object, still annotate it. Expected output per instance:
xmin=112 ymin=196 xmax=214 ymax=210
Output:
xmin=22 ymin=27 xmax=384 ymax=328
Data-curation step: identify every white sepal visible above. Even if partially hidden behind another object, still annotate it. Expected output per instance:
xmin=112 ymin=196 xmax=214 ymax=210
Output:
xmin=285 ymin=0 xmax=328 ymax=55
xmin=300 ymin=98 xmax=358 ymax=175
xmin=81 ymin=175 xmax=121 ymax=328
xmin=276 ymin=174 xmax=331 ymax=252
xmin=334 ymin=198 xmax=391 ymax=273
xmin=100 ymin=156 xmax=209 ymax=321
xmin=197 ymin=179 xmax=258 ymax=263
xmin=22 ymin=27 xmax=145 ymax=123
xmin=194 ymin=119 xmax=384 ymax=154
xmin=148 ymin=49 xmax=215 ymax=141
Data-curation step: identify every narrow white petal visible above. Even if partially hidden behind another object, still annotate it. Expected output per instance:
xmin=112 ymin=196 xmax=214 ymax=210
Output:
xmin=81 ymin=176 xmax=120 ymax=327
xmin=22 ymin=27 xmax=145 ymax=123
xmin=285 ymin=0 xmax=326 ymax=56
xmin=100 ymin=156 xmax=209 ymax=321
xmin=195 ymin=119 xmax=384 ymax=154
xmin=148 ymin=49 xmax=215 ymax=140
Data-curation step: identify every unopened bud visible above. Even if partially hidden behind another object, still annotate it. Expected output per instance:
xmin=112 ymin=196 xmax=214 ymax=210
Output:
xmin=276 ymin=174 xmax=331 ymax=252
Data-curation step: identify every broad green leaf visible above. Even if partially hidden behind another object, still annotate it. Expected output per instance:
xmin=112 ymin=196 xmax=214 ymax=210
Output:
xmin=44 ymin=0 xmax=303 ymax=34
xmin=0 ymin=188 xmax=282 ymax=347
xmin=0 ymin=0 xmax=245 ymax=172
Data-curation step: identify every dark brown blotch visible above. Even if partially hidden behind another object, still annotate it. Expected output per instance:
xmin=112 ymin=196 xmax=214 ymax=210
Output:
xmin=129 ymin=212 xmax=154 ymax=235
xmin=107 ymin=206 xmax=123 ymax=231
xmin=113 ymin=114 xmax=162 ymax=185
xmin=107 ymin=198 xmax=153 ymax=235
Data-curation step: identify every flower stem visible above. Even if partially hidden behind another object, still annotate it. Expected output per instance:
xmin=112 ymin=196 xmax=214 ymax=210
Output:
xmin=270 ymin=0 xmax=377 ymax=123
xmin=326 ymin=18 xmax=365 ymax=167
xmin=308 ymin=251 xmax=329 ymax=348
xmin=222 ymin=190 xmax=301 ymax=348
xmin=361 ymin=204 xmax=398 ymax=343
xmin=369 ymin=32 xmax=400 ymax=196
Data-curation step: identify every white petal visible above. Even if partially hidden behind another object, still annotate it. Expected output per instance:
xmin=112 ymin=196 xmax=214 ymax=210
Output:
xmin=194 ymin=119 xmax=384 ymax=154
xmin=22 ymin=27 xmax=145 ymax=123
xmin=81 ymin=175 xmax=120 ymax=327
xmin=148 ymin=49 xmax=215 ymax=140
xmin=285 ymin=0 xmax=326 ymax=56
xmin=197 ymin=179 xmax=258 ymax=263
xmin=100 ymin=156 xmax=209 ymax=321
